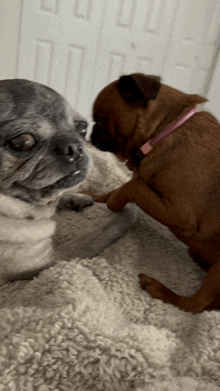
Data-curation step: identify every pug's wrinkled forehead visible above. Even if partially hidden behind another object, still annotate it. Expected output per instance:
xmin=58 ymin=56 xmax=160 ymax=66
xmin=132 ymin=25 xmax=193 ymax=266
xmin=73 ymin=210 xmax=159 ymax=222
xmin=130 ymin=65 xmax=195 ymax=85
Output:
xmin=0 ymin=79 xmax=82 ymax=137
xmin=0 ymin=79 xmax=89 ymax=205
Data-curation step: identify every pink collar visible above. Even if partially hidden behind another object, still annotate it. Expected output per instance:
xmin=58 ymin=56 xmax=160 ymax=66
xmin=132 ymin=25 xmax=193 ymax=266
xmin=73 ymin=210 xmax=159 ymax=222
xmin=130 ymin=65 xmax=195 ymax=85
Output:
xmin=140 ymin=107 xmax=198 ymax=155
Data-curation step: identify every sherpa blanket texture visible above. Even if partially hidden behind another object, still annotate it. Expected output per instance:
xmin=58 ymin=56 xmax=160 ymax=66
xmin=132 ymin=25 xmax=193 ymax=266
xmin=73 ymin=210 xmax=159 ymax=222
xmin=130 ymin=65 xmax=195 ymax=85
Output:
xmin=1 ymin=142 xmax=220 ymax=391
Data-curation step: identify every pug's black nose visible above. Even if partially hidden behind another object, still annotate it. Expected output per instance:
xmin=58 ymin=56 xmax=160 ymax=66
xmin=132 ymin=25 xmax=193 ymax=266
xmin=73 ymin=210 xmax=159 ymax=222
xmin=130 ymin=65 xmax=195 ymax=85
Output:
xmin=54 ymin=139 xmax=84 ymax=163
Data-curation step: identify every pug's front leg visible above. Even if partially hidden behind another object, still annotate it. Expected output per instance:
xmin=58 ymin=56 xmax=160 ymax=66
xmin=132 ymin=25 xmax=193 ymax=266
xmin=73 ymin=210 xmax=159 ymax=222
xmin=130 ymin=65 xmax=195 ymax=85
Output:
xmin=56 ymin=193 xmax=94 ymax=212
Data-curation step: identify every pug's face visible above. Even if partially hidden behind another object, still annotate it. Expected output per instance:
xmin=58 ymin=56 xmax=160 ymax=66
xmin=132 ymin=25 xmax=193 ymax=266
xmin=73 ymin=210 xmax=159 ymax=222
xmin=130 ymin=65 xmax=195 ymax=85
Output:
xmin=0 ymin=79 xmax=90 ymax=205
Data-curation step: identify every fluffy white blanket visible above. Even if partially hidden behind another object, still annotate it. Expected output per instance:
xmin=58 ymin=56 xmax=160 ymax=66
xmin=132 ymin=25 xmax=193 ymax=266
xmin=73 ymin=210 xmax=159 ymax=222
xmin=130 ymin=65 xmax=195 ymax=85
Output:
xmin=1 ymin=143 xmax=220 ymax=391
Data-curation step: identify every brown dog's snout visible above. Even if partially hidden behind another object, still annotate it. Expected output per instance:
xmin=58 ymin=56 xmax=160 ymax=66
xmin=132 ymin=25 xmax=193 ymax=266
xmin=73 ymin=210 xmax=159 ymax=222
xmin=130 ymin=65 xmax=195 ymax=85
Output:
xmin=91 ymin=128 xmax=119 ymax=154
xmin=53 ymin=138 xmax=84 ymax=163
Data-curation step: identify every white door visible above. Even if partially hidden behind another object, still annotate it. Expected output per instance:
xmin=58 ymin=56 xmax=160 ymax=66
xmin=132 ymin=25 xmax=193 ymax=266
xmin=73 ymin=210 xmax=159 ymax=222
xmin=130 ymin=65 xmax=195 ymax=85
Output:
xmin=17 ymin=0 xmax=106 ymax=116
xmin=17 ymin=0 xmax=220 ymax=119
xmin=89 ymin=0 xmax=179 ymax=106
xmin=163 ymin=0 xmax=220 ymax=95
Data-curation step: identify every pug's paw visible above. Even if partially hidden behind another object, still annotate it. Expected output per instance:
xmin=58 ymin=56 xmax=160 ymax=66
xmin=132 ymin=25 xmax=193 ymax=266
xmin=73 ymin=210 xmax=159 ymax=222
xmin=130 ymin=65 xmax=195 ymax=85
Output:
xmin=56 ymin=193 xmax=94 ymax=212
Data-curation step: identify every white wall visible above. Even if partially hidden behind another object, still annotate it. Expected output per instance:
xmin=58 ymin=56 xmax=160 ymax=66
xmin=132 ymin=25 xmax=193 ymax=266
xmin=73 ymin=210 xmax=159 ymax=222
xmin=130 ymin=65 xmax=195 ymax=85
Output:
xmin=206 ymin=48 xmax=220 ymax=121
xmin=0 ymin=0 xmax=22 ymax=80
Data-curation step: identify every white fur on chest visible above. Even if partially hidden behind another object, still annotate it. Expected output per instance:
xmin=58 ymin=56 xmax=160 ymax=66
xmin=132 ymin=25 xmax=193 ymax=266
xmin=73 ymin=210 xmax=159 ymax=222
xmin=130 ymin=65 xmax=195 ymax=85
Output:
xmin=0 ymin=194 xmax=56 ymax=285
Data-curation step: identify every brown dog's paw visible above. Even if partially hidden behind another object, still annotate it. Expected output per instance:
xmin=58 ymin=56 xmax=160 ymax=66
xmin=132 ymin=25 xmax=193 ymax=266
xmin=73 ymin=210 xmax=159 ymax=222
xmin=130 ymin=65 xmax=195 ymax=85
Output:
xmin=139 ymin=274 xmax=177 ymax=303
xmin=81 ymin=191 xmax=113 ymax=203
xmin=81 ymin=190 xmax=125 ymax=212
xmin=139 ymin=274 xmax=165 ymax=299
xmin=106 ymin=197 xmax=125 ymax=212
xmin=81 ymin=191 xmax=99 ymax=200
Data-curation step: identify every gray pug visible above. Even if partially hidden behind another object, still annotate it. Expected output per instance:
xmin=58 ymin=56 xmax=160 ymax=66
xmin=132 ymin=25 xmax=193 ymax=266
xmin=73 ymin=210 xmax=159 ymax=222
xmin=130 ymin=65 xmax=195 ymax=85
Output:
xmin=0 ymin=79 xmax=93 ymax=284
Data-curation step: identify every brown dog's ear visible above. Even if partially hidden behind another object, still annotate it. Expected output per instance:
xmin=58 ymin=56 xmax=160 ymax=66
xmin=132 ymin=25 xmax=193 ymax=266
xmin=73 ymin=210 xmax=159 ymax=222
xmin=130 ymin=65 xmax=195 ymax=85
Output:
xmin=118 ymin=73 xmax=161 ymax=107
xmin=188 ymin=94 xmax=208 ymax=105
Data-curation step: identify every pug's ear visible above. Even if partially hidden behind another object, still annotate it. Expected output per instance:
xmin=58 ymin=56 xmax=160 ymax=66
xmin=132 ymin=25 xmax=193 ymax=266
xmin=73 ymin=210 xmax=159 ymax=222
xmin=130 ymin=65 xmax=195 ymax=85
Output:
xmin=118 ymin=73 xmax=161 ymax=107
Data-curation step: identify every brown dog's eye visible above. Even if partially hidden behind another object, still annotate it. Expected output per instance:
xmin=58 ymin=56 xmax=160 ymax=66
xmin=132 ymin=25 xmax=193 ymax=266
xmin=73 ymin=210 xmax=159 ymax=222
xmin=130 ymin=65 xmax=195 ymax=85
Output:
xmin=95 ymin=118 xmax=108 ymax=126
xmin=8 ymin=134 xmax=36 ymax=152
xmin=96 ymin=120 xmax=104 ymax=126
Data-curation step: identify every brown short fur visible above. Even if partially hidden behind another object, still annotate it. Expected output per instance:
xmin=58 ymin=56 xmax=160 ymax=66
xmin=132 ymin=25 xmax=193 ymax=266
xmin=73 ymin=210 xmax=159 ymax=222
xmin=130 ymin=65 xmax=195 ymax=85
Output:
xmin=86 ymin=73 xmax=220 ymax=313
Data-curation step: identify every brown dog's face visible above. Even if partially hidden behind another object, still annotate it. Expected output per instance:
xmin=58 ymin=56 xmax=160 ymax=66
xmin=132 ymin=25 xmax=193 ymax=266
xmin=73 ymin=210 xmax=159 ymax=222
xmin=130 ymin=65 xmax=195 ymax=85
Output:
xmin=91 ymin=73 xmax=207 ymax=165
xmin=0 ymin=79 xmax=90 ymax=205
xmin=91 ymin=74 xmax=161 ymax=160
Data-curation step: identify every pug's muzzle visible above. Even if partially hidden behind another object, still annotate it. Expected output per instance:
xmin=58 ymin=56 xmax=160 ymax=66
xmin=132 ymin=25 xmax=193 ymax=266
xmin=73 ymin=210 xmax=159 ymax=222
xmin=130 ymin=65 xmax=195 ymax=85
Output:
xmin=0 ymin=79 xmax=91 ymax=205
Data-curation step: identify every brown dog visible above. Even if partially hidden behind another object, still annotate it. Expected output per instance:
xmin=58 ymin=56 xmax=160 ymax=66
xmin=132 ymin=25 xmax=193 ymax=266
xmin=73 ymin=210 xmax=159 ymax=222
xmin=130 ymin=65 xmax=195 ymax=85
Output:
xmin=86 ymin=72 xmax=220 ymax=314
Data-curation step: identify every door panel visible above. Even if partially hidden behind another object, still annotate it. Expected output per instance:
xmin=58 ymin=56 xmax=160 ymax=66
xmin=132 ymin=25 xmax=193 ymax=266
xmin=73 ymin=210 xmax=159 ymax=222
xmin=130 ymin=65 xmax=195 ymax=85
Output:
xmin=18 ymin=0 xmax=105 ymax=115
xmin=89 ymin=0 xmax=179 ymax=106
xmin=163 ymin=0 xmax=220 ymax=95
xmin=17 ymin=0 xmax=220 ymax=119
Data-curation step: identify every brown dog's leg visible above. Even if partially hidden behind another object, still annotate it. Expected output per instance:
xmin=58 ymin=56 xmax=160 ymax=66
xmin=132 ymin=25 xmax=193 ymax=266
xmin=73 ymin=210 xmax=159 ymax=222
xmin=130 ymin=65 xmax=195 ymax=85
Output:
xmin=140 ymin=260 xmax=220 ymax=313
xmin=84 ymin=181 xmax=220 ymax=313
xmin=93 ymin=178 xmax=177 ymax=227
xmin=81 ymin=190 xmax=118 ymax=204
xmin=188 ymin=249 xmax=211 ymax=272
xmin=83 ymin=177 xmax=194 ymax=228
xmin=84 ymin=180 xmax=158 ymax=212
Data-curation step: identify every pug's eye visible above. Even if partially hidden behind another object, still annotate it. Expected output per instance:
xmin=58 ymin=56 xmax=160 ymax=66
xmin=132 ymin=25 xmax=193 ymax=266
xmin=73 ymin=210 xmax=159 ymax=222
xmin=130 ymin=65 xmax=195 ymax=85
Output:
xmin=74 ymin=120 xmax=87 ymax=138
xmin=8 ymin=134 xmax=36 ymax=152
